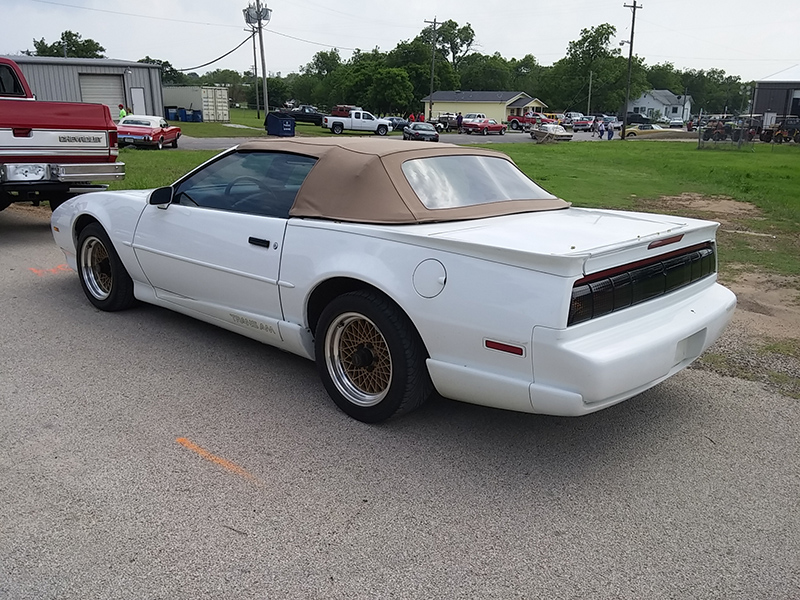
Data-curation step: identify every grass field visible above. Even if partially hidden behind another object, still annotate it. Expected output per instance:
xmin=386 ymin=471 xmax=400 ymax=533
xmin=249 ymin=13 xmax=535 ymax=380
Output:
xmin=112 ymin=140 xmax=800 ymax=280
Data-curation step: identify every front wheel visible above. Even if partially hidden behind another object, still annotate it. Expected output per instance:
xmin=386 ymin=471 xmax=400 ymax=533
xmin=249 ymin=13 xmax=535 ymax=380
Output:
xmin=77 ymin=223 xmax=136 ymax=311
xmin=315 ymin=290 xmax=432 ymax=423
xmin=500 ymin=128 xmax=505 ymax=135
xmin=482 ymin=128 xmax=488 ymax=136
xmin=157 ymin=137 xmax=164 ymax=150
xmin=376 ymin=125 xmax=388 ymax=136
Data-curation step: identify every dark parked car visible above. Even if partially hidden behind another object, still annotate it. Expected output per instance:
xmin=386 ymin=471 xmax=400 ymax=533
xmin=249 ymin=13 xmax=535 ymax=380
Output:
xmin=403 ymin=122 xmax=439 ymax=142
xmin=384 ymin=116 xmax=409 ymax=131
xmin=625 ymin=112 xmax=652 ymax=124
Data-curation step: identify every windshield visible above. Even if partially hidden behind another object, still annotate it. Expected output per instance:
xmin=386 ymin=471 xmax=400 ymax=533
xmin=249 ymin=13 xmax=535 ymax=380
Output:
xmin=402 ymin=155 xmax=557 ymax=209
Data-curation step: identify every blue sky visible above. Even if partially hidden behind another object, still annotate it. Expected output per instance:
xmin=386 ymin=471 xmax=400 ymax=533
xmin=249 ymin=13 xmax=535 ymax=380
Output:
xmin=3 ymin=0 xmax=799 ymax=82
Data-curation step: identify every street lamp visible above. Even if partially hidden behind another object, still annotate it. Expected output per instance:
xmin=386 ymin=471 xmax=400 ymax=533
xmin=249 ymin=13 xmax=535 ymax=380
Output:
xmin=243 ymin=2 xmax=271 ymax=114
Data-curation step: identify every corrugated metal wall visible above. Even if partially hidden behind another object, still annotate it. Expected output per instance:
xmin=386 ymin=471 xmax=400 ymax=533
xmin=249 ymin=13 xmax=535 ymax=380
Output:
xmin=6 ymin=58 xmax=164 ymax=117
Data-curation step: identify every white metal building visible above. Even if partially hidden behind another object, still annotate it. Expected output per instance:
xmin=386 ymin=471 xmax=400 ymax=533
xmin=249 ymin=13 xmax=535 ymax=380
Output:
xmin=0 ymin=55 xmax=164 ymax=120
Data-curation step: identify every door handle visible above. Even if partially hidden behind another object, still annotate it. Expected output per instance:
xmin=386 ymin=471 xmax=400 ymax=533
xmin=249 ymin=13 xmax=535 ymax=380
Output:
xmin=248 ymin=237 xmax=270 ymax=248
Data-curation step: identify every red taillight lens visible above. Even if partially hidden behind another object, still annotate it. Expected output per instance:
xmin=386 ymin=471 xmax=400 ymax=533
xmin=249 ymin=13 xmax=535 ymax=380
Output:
xmin=109 ymin=130 xmax=118 ymax=148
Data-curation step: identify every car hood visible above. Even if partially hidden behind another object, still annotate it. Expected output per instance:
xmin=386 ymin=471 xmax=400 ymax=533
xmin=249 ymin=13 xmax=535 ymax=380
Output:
xmin=325 ymin=207 xmax=720 ymax=278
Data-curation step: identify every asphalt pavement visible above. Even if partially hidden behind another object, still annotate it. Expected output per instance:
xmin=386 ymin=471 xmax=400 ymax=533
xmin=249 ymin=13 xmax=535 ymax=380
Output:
xmin=1 ymin=204 xmax=797 ymax=599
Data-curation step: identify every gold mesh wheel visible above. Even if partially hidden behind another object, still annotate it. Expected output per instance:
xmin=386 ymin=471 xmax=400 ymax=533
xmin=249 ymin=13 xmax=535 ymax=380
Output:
xmin=80 ymin=236 xmax=112 ymax=301
xmin=324 ymin=312 xmax=392 ymax=407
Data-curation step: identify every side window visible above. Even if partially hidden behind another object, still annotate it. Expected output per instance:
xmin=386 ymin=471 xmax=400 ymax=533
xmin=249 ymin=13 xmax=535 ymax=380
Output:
xmin=160 ymin=119 xmax=168 ymax=127
xmin=0 ymin=65 xmax=25 ymax=97
xmin=173 ymin=151 xmax=317 ymax=218
xmin=363 ymin=113 xmax=374 ymax=121
xmin=353 ymin=112 xmax=361 ymax=119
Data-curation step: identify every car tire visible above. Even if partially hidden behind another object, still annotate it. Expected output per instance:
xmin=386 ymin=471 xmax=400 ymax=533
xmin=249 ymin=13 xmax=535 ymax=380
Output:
xmin=510 ymin=121 xmax=519 ymax=130
xmin=626 ymin=132 xmax=636 ymax=137
xmin=315 ymin=290 xmax=432 ymax=423
xmin=376 ymin=125 xmax=388 ymax=136
xmin=482 ymin=128 xmax=488 ymax=136
xmin=157 ymin=137 xmax=164 ymax=150
xmin=77 ymin=223 xmax=136 ymax=312
xmin=500 ymin=128 xmax=505 ymax=135
xmin=332 ymin=123 xmax=344 ymax=135
xmin=171 ymin=138 xmax=179 ymax=148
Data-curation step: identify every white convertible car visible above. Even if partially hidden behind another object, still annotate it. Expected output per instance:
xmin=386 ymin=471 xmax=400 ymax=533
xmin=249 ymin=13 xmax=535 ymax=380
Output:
xmin=51 ymin=138 xmax=736 ymax=422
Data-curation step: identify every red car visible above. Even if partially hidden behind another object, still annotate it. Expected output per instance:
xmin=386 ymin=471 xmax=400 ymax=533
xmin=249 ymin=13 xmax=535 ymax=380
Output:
xmin=117 ymin=115 xmax=181 ymax=149
xmin=462 ymin=118 xmax=507 ymax=136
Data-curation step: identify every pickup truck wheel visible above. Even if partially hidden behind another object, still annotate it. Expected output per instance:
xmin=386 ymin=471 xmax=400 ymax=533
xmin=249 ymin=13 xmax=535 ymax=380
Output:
xmin=48 ymin=195 xmax=69 ymax=212
xmin=77 ymin=223 xmax=136 ymax=311
xmin=376 ymin=125 xmax=388 ymax=136
xmin=157 ymin=138 xmax=164 ymax=150
xmin=315 ymin=290 xmax=432 ymax=423
xmin=332 ymin=123 xmax=344 ymax=135
xmin=510 ymin=121 xmax=520 ymax=130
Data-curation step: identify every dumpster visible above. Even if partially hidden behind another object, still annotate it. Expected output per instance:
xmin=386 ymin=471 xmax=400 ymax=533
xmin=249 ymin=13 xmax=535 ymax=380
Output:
xmin=177 ymin=108 xmax=187 ymax=122
xmin=192 ymin=110 xmax=203 ymax=122
xmin=166 ymin=107 xmax=178 ymax=121
xmin=266 ymin=112 xmax=296 ymax=137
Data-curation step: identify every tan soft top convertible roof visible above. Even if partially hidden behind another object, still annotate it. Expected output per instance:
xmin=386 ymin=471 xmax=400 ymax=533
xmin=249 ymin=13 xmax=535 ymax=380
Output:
xmin=236 ymin=137 xmax=569 ymax=224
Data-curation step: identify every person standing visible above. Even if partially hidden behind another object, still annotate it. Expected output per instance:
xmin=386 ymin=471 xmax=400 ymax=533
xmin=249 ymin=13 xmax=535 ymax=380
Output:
xmin=456 ymin=112 xmax=463 ymax=133
xmin=418 ymin=113 xmax=425 ymax=122
xmin=597 ymin=120 xmax=605 ymax=139
xmin=118 ymin=104 xmax=127 ymax=120
xmin=408 ymin=112 xmax=416 ymax=123
xmin=590 ymin=117 xmax=598 ymax=137
xmin=607 ymin=123 xmax=614 ymax=140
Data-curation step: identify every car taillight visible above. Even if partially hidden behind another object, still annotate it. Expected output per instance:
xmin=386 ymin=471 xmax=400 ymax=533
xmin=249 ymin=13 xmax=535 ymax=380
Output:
xmin=568 ymin=244 xmax=716 ymax=326
xmin=109 ymin=130 xmax=118 ymax=148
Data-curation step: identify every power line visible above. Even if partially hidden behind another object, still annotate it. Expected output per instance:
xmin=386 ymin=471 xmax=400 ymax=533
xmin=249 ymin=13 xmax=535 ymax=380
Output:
xmin=176 ymin=33 xmax=256 ymax=72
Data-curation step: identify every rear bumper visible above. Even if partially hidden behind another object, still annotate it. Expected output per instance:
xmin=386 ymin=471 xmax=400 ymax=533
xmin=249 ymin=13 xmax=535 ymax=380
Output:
xmin=427 ymin=280 xmax=736 ymax=417
xmin=530 ymin=281 xmax=736 ymax=415
xmin=1 ymin=161 xmax=125 ymax=183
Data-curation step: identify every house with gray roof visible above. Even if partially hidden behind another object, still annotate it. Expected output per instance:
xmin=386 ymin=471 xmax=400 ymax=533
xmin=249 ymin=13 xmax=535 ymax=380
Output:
xmin=421 ymin=91 xmax=547 ymax=124
xmin=626 ymin=89 xmax=693 ymax=122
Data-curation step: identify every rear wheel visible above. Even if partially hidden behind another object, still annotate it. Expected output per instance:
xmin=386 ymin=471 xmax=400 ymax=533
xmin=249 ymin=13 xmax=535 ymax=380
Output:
xmin=315 ymin=290 xmax=432 ymax=423
xmin=510 ymin=120 xmax=520 ymax=130
xmin=332 ymin=123 xmax=344 ymax=135
xmin=482 ymin=128 xmax=488 ymax=135
xmin=171 ymin=137 xmax=178 ymax=148
xmin=77 ymin=223 xmax=136 ymax=311
xmin=157 ymin=137 xmax=164 ymax=150
xmin=500 ymin=128 xmax=505 ymax=135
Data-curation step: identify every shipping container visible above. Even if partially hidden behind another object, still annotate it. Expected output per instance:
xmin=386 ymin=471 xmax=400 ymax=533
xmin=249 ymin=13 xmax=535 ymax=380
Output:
xmin=163 ymin=86 xmax=229 ymax=122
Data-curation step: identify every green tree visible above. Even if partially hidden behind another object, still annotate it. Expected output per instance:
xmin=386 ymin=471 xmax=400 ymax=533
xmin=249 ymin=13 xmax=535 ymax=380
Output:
xmin=367 ymin=68 xmax=414 ymax=115
xmin=138 ymin=56 xmax=187 ymax=84
xmin=302 ymin=49 xmax=342 ymax=77
xmin=419 ymin=20 xmax=476 ymax=73
xmin=459 ymin=53 xmax=513 ymax=91
xmin=646 ymin=62 xmax=683 ymax=93
xmin=26 ymin=30 xmax=105 ymax=58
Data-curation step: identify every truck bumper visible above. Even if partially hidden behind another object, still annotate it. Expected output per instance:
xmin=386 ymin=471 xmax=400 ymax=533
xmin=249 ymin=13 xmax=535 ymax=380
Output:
xmin=1 ymin=161 xmax=125 ymax=184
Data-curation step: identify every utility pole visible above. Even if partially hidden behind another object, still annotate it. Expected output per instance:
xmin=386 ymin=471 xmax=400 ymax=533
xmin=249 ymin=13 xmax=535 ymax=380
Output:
xmin=424 ymin=17 xmax=438 ymax=120
xmin=250 ymin=29 xmax=260 ymax=119
xmin=621 ymin=1 xmax=641 ymax=140
xmin=587 ymin=71 xmax=593 ymax=115
xmin=255 ymin=0 xmax=270 ymax=113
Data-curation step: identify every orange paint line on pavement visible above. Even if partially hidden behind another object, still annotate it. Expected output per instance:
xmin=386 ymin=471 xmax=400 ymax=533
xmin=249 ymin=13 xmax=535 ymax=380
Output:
xmin=29 ymin=264 xmax=72 ymax=276
xmin=176 ymin=437 xmax=257 ymax=481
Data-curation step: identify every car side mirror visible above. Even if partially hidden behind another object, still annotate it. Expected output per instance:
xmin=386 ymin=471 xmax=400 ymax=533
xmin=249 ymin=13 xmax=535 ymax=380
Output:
xmin=149 ymin=186 xmax=173 ymax=208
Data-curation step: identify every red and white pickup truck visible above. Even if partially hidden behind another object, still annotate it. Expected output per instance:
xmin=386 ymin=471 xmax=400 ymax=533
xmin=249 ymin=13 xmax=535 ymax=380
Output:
xmin=0 ymin=57 xmax=124 ymax=212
